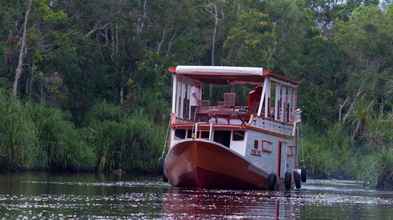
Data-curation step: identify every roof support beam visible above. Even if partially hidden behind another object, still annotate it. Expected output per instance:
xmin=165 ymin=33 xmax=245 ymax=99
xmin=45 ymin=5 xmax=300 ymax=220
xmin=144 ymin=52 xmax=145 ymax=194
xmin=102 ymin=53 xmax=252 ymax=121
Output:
xmin=257 ymin=79 xmax=268 ymax=117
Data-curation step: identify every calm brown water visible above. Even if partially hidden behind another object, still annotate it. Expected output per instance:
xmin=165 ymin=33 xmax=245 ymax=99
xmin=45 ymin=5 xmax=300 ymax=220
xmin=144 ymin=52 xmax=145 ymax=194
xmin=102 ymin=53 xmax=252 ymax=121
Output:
xmin=0 ymin=173 xmax=392 ymax=219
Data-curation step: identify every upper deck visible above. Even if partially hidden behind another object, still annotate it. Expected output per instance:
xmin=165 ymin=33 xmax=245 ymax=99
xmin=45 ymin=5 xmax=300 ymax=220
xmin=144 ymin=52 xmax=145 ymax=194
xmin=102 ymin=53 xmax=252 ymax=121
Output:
xmin=168 ymin=66 xmax=300 ymax=138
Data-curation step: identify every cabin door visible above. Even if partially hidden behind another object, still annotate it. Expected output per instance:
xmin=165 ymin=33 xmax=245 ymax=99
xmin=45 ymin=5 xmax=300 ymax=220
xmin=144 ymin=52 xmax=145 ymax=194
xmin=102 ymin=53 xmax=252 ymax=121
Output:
xmin=277 ymin=141 xmax=287 ymax=179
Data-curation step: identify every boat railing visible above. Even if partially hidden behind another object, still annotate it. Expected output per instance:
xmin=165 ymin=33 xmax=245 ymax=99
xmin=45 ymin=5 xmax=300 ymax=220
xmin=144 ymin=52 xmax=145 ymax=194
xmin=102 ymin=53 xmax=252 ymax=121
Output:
xmin=249 ymin=116 xmax=293 ymax=136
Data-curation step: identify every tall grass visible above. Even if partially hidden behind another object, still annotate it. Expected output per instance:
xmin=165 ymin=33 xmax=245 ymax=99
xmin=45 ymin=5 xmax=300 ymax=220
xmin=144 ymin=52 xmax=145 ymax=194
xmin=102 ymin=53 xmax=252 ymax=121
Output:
xmin=0 ymin=90 xmax=37 ymax=171
xmin=0 ymin=92 xmax=165 ymax=173
xmin=301 ymin=124 xmax=355 ymax=179
xmin=28 ymin=104 xmax=95 ymax=171
xmin=302 ymin=118 xmax=393 ymax=189
xmin=85 ymin=102 xmax=165 ymax=173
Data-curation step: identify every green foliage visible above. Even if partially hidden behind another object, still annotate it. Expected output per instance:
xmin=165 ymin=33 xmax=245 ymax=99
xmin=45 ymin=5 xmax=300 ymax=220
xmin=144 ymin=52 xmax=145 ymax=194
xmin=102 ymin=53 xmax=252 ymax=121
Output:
xmin=28 ymin=104 xmax=94 ymax=171
xmin=0 ymin=90 xmax=94 ymax=171
xmin=85 ymin=102 xmax=164 ymax=173
xmin=0 ymin=90 xmax=38 ymax=170
xmin=302 ymin=124 xmax=354 ymax=178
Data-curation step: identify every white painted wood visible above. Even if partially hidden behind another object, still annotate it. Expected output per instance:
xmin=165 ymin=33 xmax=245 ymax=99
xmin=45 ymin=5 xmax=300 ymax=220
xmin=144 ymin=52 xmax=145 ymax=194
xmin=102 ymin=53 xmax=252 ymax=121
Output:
xmin=180 ymin=82 xmax=186 ymax=119
xmin=283 ymin=86 xmax=286 ymax=122
xmin=230 ymin=131 xmax=247 ymax=156
xmin=264 ymin=79 xmax=270 ymax=118
xmin=171 ymin=76 xmax=177 ymax=114
xmin=187 ymin=84 xmax=191 ymax=119
xmin=257 ymin=79 xmax=268 ymax=116
xmin=176 ymin=79 xmax=182 ymax=117
xmin=209 ymin=123 xmax=213 ymax=141
xmin=270 ymin=78 xmax=297 ymax=88
xmin=176 ymin=66 xmax=264 ymax=76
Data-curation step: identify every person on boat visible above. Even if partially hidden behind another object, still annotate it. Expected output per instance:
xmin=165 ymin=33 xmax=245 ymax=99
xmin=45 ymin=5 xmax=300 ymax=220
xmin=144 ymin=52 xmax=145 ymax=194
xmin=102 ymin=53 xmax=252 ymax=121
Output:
xmin=248 ymin=86 xmax=262 ymax=114
xmin=190 ymin=83 xmax=202 ymax=121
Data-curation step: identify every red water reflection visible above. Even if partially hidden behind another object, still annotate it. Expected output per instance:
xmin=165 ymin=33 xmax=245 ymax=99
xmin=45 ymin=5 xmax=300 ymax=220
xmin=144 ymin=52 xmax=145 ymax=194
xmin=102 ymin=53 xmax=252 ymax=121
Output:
xmin=161 ymin=188 xmax=297 ymax=219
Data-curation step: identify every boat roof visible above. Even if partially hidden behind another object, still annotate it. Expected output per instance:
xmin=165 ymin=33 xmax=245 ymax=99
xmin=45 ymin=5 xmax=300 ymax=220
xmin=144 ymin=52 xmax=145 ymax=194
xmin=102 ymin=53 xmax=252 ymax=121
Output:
xmin=168 ymin=66 xmax=299 ymax=86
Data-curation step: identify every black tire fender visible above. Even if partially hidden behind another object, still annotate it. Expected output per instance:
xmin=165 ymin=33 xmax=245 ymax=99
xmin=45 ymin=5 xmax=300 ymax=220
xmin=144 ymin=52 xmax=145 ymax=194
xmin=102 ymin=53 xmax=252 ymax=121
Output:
xmin=284 ymin=172 xmax=292 ymax=191
xmin=293 ymin=170 xmax=301 ymax=189
xmin=267 ymin=173 xmax=277 ymax=190
xmin=301 ymin=168 xmax=307 ymax=183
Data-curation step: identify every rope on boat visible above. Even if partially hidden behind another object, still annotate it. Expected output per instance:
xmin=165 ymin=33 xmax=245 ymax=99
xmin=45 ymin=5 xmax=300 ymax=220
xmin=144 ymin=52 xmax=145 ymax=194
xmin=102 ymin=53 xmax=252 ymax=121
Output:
xmin=159 ymin=120 xmax=171 ymax=161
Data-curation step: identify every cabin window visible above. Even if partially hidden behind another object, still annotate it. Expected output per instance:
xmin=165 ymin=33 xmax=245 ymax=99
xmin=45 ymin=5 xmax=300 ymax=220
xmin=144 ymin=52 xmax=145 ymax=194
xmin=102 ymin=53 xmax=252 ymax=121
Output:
xmin=175 ymin=129 xmax=186 ymax=139
xmin=254 ymin=140 xmax=259 ymax=149
xmin=233 ymin=131 xmax=245 ymax=141
xmin=187 ymin=129 xmax=192 ymax=138
xmin=262 ymin=141 xmax=273 ymax=153
xmin=200 ymin=131 xmax=209 ymax=139
xmin=214 ymin=130 xmax=231 ymax=147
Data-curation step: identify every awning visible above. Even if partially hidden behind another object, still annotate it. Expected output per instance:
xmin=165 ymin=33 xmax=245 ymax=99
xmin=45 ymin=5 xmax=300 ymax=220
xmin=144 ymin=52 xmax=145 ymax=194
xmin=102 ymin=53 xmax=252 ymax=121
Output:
xmin=168 ymin=66 xmax=298 ymax=85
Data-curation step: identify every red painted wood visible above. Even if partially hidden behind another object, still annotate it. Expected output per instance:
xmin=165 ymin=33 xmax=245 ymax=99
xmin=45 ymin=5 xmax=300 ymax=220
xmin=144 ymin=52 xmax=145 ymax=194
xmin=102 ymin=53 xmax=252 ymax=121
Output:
xmin=164 ymin=140 xmax=270 ymax=189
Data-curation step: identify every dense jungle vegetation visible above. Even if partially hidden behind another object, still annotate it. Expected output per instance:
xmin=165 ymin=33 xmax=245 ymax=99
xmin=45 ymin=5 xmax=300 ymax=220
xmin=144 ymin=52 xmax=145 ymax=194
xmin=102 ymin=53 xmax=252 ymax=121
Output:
xmin=1 ymin=0 xmax=393 ymax=189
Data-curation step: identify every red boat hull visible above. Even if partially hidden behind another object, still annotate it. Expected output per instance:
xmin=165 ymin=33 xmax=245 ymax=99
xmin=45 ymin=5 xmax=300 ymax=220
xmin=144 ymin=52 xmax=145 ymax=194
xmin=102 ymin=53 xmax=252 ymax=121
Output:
xmin=164 ymin=140 xmax=271 ymax=189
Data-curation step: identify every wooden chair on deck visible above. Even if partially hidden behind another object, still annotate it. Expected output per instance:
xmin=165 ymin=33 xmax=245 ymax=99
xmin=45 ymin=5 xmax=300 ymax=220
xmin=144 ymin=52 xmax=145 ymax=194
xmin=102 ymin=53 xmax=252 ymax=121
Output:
xmin=223 ymin=92 xmax=236 ymax=108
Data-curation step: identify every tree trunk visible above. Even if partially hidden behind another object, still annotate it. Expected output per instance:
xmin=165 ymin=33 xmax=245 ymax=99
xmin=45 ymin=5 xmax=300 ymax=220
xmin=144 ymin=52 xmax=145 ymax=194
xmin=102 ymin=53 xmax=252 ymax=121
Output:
xmin=120 ymin=87 xmax=124 ymax=105
xmin=208 ymin=3 xmax=219 ymax=101
xmin=12 ymin=0 xmax=32 ymax=97
xmin=136 ymin=0 xmax=148 ymax=35
xmin=211 ymin=3 xmax=218 ymax=66
xmin=157 ymin=28 xmax=166 ymax=54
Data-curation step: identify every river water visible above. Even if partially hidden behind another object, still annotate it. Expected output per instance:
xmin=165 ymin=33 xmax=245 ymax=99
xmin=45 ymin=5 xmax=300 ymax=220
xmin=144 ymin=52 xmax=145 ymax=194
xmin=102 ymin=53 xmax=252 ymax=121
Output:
xmin=0 ymin=173 xmax=392 ymax=219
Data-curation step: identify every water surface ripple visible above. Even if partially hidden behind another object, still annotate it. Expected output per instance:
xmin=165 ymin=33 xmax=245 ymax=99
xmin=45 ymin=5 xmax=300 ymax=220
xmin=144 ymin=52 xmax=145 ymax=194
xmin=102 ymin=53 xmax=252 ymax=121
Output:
xmin=0 ymin=173 xmax=392 ymax=219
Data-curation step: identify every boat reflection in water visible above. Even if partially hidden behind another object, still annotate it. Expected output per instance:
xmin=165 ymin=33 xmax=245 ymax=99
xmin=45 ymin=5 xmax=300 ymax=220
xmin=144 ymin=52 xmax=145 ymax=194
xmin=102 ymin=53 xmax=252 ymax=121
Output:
xmin=162 ymin=188 xmax=298 ymax=219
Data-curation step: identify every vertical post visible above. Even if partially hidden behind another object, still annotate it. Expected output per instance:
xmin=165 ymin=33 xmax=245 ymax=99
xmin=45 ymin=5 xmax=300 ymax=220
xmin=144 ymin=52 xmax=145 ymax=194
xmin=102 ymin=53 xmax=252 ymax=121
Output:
xmin=281 ymin=86 xmax=286 ymax=122
xmin=284 ymin=143 xmax=287 ymax=175
xmin=194 ymin=123 xmax=198 ymax=139
xmin=293 ymin=89 xmax=298 ymax=124
xmin=188 ymin=85 xmax=192 ymax=120
xmin=280 ymin=86 xmax=285 ymax=121
xmin=264 ymin=79 xmax=270 ymax=118
xmin=171 ymin=75 xmax=177 ymax=114
xmin=274 ymin=84 xmax=280 ymax=120
xmin=209 ymin=123 xmax=213 ymax=141
xmin=288 ymin=88 xmax=290 ymax=122
xmin=180 ymin=82 xmax=185 ymax=118
xmin=257 ymin=79 xmax=268 ymax=117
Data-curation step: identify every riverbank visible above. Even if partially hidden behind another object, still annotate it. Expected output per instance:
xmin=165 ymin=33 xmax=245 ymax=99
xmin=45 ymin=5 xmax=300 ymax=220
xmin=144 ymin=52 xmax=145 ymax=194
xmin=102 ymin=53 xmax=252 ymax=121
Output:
xmin=302 ymin=124 xmax=393 ymax=190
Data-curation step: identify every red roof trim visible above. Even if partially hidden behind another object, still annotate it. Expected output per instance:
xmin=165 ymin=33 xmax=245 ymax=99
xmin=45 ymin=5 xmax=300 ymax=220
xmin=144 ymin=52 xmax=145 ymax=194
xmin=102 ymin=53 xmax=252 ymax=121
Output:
xmin=168 ymin=66 xmax=176 ymax=73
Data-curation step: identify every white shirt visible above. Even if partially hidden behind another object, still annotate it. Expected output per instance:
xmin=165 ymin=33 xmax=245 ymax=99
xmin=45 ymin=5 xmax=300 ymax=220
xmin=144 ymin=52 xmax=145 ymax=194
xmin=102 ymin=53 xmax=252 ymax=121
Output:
xmin=190 ymin=86 xmax=201 ymax=106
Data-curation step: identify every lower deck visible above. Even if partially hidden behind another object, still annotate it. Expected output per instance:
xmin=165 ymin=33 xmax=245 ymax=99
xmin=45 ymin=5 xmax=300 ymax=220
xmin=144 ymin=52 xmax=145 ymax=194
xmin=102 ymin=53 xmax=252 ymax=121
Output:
xmin=170 ymin=122 xmax=298 ymax=180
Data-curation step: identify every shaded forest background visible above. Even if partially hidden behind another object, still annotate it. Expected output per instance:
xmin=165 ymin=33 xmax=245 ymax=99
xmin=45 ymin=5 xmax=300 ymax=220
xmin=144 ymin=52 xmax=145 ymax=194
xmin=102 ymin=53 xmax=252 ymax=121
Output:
xmin=1 ymin=0 xmax=393 ymax=189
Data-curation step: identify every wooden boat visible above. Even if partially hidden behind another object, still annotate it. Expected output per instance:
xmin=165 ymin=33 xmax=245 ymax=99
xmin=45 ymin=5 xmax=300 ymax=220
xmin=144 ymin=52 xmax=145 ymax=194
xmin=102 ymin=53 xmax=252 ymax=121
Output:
xmin=163 ymin=66 xmax=305 ymax=190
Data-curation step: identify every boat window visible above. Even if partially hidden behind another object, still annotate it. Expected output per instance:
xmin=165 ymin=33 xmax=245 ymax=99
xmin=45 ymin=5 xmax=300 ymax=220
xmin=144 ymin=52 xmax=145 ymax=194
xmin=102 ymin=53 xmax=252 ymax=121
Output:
xmin=254 ymin=140 xmax=259 ymax=149
xmin=187 ymin=129 xmax=192 ymax=138
xmin=232 ymin=131 xmax=245 ymax=141
xmin=175 ymin=129 xmax=186 ymax=139
xmin=200 ymin=131 xmax=209 ymax=139
xmin=213 ymin=130 xmax=231 ymax=147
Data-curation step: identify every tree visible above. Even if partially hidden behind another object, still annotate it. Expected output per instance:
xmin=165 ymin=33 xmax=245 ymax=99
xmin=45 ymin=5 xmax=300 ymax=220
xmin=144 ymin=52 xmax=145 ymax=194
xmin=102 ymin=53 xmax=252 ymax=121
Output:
xmin=12 ymin=0 xmax=32 ymax=97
